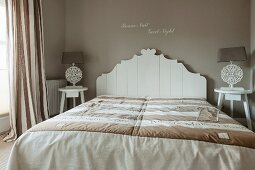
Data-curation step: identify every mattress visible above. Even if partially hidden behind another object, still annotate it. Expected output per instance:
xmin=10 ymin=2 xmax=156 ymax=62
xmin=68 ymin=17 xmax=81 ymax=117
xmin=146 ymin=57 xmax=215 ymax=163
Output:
xmin=7 ymin=96 xmax=255 ymax=170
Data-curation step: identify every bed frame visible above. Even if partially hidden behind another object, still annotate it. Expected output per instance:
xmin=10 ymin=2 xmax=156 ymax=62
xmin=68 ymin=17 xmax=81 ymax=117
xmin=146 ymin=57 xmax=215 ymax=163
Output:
xmin=96 ymin=49 xmax=207 ymax=99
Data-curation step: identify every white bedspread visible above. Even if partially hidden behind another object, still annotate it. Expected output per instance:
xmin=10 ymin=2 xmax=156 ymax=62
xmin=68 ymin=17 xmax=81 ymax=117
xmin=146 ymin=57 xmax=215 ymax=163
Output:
xmin=7 ymin=96 xmax=255 ymax=170
xmin=7 ymin=131 xmax=255 ymax=170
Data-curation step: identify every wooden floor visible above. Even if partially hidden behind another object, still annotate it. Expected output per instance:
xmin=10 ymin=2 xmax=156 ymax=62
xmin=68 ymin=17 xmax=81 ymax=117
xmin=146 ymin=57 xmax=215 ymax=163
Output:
xmin=0 ymin=133 xmax=14 ymax=170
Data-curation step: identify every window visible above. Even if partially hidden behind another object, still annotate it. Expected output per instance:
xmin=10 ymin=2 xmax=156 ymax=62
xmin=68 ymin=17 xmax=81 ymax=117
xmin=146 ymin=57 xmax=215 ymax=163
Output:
xmin=0 ymin=2 xmax=7 ymax=69
xmin=0 ymin=0 xmax=9 ymax=115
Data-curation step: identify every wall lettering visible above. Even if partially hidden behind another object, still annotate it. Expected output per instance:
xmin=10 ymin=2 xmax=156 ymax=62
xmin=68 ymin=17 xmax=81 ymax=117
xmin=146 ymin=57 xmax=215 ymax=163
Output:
xmin=120 ymin=22 xmax=175 ymax=36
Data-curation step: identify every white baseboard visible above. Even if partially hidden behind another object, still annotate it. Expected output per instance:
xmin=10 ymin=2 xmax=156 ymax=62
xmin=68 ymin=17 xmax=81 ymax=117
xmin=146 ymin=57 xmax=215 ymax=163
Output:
xmin=0 ymin=115 xmax=10 ymax=134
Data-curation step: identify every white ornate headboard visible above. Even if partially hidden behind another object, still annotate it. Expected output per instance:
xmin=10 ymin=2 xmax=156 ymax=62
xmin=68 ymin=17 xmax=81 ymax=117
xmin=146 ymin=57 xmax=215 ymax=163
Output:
xmin=96 ymin=49 xmax=207 ymax=99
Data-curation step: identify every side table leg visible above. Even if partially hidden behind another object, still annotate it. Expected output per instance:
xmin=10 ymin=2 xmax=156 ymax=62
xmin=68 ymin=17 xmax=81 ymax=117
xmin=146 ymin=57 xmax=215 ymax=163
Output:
xmin=60 ymin=92 xmax=65 ymax=113
xmin=243 ymin=94 xmax=252 ymax=130
xmin=217 ymin=93 xmax=224 ymax=110
xmin=73 ymin=98 xmax=76 ymax=108
xmin=230 ymin=100 xmax=234 ymax=118
xmin=80 ymin=92 xmax=85 ymax=103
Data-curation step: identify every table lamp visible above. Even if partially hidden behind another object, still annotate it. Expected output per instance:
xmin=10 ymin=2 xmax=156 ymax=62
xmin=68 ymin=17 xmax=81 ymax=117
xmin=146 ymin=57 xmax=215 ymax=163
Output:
xmin=218 ymin=47 xmax=247 ymax=88
xmin=62 ymin=52 xmax=84 ymax=86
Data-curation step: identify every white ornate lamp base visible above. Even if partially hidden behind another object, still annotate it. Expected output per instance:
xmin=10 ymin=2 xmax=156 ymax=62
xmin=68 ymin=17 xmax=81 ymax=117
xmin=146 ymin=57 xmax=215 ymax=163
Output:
xmin=65 ymin=64 xmax=83 ymax=86
xmin=221 ymin=63 xmax=243 ymax=88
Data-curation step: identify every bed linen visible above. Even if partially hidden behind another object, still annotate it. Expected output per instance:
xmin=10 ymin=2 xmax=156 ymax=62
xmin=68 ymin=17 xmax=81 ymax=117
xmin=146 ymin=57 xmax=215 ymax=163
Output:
xmin=7 ymin=96 xmax=255 ymax=170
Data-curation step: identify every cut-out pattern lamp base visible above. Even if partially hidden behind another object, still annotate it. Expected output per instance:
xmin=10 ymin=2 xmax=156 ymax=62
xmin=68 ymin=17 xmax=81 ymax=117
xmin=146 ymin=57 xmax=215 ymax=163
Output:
xmin=221 ymin=63 xmax=243 ymax=88
xmin=65 ymin=64 xmax=82 ymax=86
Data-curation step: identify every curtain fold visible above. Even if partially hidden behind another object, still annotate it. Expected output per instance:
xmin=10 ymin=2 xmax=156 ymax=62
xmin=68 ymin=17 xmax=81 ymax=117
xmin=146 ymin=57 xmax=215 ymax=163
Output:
xmin=4 ymin=0 xmax=49 ymax=142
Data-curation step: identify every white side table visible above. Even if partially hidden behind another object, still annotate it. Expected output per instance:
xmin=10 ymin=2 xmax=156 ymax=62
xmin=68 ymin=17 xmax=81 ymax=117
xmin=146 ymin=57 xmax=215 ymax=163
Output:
xmin=59 ymin=86 xmax=88 ymax=113
xmin=214 ymin=87 xmax=253 ymax=130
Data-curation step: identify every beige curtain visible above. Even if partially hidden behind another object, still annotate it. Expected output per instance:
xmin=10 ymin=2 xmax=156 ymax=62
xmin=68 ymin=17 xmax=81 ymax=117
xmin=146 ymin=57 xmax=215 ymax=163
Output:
xmin=4 ymin=0 xmax=49 ymax=142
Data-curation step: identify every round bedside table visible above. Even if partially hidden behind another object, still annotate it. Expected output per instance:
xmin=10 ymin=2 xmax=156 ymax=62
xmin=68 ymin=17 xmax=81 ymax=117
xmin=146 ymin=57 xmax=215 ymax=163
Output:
xmin=214 ymin=87 xmax=253 ymax=130
xmin=59 ymin=86 xmax=88 ymax=113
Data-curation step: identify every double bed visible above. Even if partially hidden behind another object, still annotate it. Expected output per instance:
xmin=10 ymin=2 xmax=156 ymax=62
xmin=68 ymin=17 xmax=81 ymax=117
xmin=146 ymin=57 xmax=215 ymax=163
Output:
xmin=7 ymin=49 xmax=255 ymax=170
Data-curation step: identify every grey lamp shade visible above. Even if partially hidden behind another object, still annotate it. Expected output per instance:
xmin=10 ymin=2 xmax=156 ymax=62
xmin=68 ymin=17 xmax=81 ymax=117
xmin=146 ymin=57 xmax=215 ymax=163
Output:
xmin=218 ymin=47 xmax=247 ymax=62
xmin=62 ymin=52 xmax=84 ymax=64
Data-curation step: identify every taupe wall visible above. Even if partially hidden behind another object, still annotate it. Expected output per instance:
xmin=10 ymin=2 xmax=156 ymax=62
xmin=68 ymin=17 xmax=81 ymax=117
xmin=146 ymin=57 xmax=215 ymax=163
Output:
xmin=251 ymin=0 xmax=255 ymax=121
xmin=43 ymin=0 xmax=252 ymax=117
xmin=42 ymin=0 xmax=65 ymax=79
